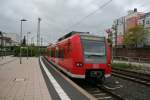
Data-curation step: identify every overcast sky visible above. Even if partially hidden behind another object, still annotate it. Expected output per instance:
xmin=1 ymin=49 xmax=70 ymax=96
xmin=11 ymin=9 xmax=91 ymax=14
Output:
xmin=0 ymin=0 xmax=150 ymax=45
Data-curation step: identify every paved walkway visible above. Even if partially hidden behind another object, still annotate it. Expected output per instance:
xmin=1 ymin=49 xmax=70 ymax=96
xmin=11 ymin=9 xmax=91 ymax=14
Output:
xmin=0 ymin=57 xmax=51 ymax=100
xmin=0 ymin=56 xmax=15 ymax=65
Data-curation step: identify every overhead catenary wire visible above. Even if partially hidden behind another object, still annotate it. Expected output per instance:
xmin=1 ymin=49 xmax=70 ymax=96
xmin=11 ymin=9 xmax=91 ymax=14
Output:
xmin=39 ymin=0 xmax=113 ymax=44
xmin=45 ymin=0 xmax=100 ymax=33
xmin=38 ymin=0 xmax=112 ymax=34
xmin=65 ymin=0 xmax=113 ymax=31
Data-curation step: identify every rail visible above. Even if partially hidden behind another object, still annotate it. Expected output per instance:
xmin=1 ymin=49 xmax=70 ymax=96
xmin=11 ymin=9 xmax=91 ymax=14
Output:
xmin=75 ymin=80 xmax=125 ymax=100
xmin=43 ymin=57 xmax=125 ymax=100
xmin=112 ymin=69 xmax=150 ymax=86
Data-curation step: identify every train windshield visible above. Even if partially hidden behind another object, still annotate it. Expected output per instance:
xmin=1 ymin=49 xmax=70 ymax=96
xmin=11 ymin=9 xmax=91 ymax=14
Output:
xmin=81 ymin=36 xmax=106 ymax=63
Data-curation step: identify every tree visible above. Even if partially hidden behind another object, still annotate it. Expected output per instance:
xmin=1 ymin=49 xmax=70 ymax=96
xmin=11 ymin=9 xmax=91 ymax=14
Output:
xmin=22 ymin=36 xmax=26 ymax=46
xmin=124 ymin=25 xmax=149 ymax=48
xmin=106 ymin=28 xmax=113 ymax=47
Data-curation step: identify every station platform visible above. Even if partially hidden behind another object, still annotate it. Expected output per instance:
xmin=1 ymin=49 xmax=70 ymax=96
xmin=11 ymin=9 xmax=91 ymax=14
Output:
xmin=0 ymin=57 xmax=51 ymax=100
xmin=0 ymin=56 xmax=16 ymax=65
xmin=0 ymin=57 xmax=95 ymax=100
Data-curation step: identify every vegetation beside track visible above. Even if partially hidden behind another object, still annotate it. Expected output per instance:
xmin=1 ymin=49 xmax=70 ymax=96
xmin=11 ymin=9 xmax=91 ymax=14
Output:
xmin=112 ymin=62 xmax=150 ymax=75
xmin=0 ymin=46 xmax=46 ymax=57
xmin=112 ymin=63 xmax=140 ymax=70
xmin=13 ymin=46 xmax=46 ymax=57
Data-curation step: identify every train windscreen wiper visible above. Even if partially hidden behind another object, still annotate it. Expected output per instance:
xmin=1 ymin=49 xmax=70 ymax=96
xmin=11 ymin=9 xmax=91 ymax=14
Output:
xmin=85 ymin=52 xmax=105 ymax=57
xmin=88 ymin=54 xmax=105 ymax=57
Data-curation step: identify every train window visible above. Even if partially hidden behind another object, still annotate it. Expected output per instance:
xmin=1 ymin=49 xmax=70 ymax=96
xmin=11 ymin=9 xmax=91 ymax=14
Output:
xmin=55 ymin=49 xmax=59 ymax=58
xmin=60 ymin=49 xmax=64 ymax=58
xmin=58 ymin=49 xmax=61 ymax=58
xmin=49 ymin=50 xmax=51 ymax=56
xmin=81 ymin=39 xmax=106 ymax=63
xmin=51 ymin=50 xmax=54 ymax=57
xmin=53 ymin=49 xmax=56 ymax=57
xmin=51 ymin=50 xmax=53 ymax=57
xmin=62 ymin=49 xmax=64 ymax=58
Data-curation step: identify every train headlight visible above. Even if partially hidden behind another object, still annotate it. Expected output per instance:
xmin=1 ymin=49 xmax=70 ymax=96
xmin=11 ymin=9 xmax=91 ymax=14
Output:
xmin=76 ymin=62 xmax=83 ymax=67
xmin=77 ymin=63 xmax=80 ymax=66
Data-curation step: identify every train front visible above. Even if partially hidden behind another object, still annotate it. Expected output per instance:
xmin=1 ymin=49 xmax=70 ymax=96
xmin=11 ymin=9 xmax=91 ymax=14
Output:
xmin=80 ymin=35 xmax=111 ymax=83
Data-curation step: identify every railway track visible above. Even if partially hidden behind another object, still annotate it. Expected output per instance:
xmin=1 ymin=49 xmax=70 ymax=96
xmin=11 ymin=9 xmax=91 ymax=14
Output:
xmin=43 ymin=57 xmax=125 ymax=100
xmin=112 ymin=69 xmax=150 ymax=86
xmin=75 ymin=80 xmax=125 ymax=100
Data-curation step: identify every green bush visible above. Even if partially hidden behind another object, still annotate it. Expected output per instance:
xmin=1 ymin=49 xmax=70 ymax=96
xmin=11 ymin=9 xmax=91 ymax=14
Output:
xmin=14 ymin=46 xmax=46 ymax=57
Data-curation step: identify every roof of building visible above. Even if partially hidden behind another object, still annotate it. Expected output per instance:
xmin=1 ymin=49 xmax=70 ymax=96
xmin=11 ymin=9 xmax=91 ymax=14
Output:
xmin=140 ymin=12 xmax=150 ymax=19
xmin=0 ymin=37 xmax=11 ymax=41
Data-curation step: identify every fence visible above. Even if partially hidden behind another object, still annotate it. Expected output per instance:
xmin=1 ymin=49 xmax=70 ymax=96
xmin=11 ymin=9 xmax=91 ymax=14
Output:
xmin=114 ymin=48 xmax=150 ymax=58
xmin=113 ymin=56 xmax=150 ymax=64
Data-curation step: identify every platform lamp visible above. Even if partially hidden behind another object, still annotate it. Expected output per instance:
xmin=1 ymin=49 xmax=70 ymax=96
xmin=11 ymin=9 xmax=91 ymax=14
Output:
xmin=20 ymin=19 xmax=27 ymax=64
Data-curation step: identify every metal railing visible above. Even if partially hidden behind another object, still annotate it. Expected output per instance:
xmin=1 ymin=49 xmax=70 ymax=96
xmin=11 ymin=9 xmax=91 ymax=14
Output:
xmin=113 ymin=56 xmax=150 ymax=64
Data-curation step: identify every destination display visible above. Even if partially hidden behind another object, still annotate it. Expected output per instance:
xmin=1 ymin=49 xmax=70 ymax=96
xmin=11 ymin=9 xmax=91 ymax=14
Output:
xmin=81 ymin=35 xmax=105 ymax=41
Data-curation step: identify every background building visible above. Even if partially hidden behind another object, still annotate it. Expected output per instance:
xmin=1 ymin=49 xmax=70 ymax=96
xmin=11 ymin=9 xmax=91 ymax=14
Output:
xmin=0 ymin=32 xmax=19 ymax=46
xmin=112 ymin=17 xmax=125 ymax=47
xmin=112 ymin=8 xmax=145 ymax=47
xmin=125 ymin=8 xmax=144 ymax=32
xmin=139 ymin=12 xmax=150 ymax=46
xmin=5 ymin=33 xmax=20 ymax=46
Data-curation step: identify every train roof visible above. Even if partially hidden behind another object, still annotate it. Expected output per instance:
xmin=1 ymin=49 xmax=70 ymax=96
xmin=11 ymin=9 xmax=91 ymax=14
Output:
xmin=57 ymin=31 xmax=89 ymax=41
xmin=48 ymin=31 xmax=105 ymax=47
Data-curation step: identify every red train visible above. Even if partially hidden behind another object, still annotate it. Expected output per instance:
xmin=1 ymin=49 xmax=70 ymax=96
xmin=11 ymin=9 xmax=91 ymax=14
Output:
xmin=45 ymin=31 xmax=111 ymax=83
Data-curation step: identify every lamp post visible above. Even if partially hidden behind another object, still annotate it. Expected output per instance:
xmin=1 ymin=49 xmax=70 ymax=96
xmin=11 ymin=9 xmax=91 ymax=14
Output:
xmin=26 ymin=32 xmax=31 ymax=59
xmin=0 ymin=31 xmax=3 ymax=59
xmin=112 ymin=19 xmax=118 ymax=57
xmin=114 ymin=19 xmax=118 ymax=57
xmin=37 ymin=17 xmax=41 ymax=56
xmin=20 ymin=19 xmax=27 ymax=64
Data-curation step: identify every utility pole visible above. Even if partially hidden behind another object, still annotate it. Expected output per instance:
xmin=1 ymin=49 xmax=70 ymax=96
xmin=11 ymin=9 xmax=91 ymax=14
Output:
xmin=41 ymin=37 xmax=43 ymax=55
xmin=31 ymin=37 xmax=34 ymax=57
xmin=123 ymin=16 xmax=126 ymax=36
xmin=37 ymin=17 xmax=41 ymax=56
xmin=41 ymin=37 xmax=43 ymax=47
xmin=114 ymin=19 xmax=118 ymax=57
xmin=26 ymin=32 xmax=31 ymax=59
